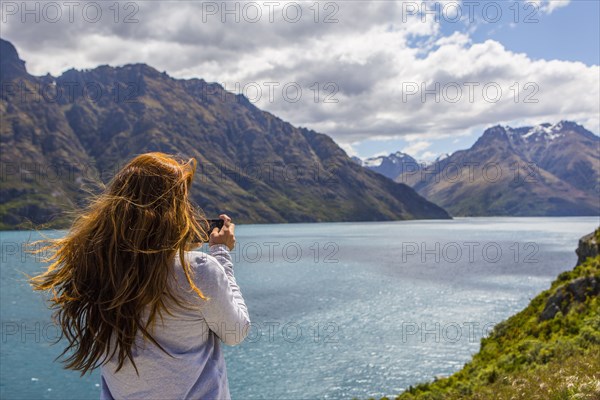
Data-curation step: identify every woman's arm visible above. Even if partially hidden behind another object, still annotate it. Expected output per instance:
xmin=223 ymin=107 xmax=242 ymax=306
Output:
xmin=194 ymin=214 xmax=250 ymax=345
xmin=206 ymin=244 xmax=250 ymax=345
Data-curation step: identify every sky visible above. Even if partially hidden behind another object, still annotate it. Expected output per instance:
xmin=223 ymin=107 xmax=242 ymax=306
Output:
xmin=1 ymin=0 xmax=598 ymax=161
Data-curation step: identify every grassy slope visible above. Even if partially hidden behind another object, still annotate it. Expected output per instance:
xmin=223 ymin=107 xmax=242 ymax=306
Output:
xmin=383 ymin=230 xmax=600 ymax=400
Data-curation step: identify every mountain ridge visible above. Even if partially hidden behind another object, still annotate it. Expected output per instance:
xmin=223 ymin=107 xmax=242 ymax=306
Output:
xmin=0 ymin=38 xmax=450 ymax=229
xmin=358 ymin=122 xmax=599 ymax=216
xmin=353 ymin=151 xmax=419 ymax=180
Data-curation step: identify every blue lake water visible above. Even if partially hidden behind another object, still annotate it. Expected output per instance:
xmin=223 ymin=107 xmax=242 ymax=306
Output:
xmin=1 ymin=217 xmax=598 ymax=399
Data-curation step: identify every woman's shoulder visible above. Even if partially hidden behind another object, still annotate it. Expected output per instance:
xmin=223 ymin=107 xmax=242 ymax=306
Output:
xmin=184 ymin=250 xmax=226 ymax=277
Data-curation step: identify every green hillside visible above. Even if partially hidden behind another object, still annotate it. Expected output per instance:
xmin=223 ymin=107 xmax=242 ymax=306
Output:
xmin=383 ymin=229 xmax=600 ymax=400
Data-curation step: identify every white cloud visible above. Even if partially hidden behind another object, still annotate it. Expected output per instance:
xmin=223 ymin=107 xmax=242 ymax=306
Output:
xmin=339 ymin=142 xmax=358 ymax=158
xmin=2 ymin=0 xmax=596 ymax=151
xmin=435 ymin=31 xmax=471 ymax=47
xmin=420 ymin=151 xmax=438 ymax=160
xmin=533 ymin=0 xmax=571 ymax=14
xmin=370 ymin=151 xmax=391 ymax=158
xmin=402 ymin=141 xmax=432 ymax=157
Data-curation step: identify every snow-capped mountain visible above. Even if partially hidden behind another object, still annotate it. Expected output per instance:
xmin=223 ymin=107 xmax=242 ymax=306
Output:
xmin=358 ymin=121 xmax=598 ymax=216
xmin=359 ymin=151 xmax=420 ymax=180
xmin=434 ymin=152 xmax=451 ymax=163
xmin=400 ymin=121 xmax=599 ymax=216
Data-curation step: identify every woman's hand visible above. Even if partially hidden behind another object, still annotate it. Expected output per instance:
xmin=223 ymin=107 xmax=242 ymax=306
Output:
xmin=209 ymin=214 xmax=236 ymax=251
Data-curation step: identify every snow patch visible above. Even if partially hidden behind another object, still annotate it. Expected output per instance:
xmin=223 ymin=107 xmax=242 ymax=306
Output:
xmin=435 ymin=152 xmax=451 ymax=162
xmin=521 ymin=123 xmax=564 ymax=141
xmin=363 ymin=157 xmax=384 ymax=167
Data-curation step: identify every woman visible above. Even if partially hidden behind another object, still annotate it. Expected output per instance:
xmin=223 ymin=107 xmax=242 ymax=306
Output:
xmin=30 ymin=152 xmax=250 ymax=399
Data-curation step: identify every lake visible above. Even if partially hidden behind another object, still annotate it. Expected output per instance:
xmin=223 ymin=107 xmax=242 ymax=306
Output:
xmin=1 ymin=217 xmax=598 ymax=399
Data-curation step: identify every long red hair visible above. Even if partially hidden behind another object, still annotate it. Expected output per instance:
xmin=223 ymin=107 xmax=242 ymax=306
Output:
xmin=30 ymin=153 xmax=210 ymax=375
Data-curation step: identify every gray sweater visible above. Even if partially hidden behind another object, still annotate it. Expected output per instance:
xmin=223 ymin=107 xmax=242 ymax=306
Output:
xmin=100 ymin=245 xmax=250 ymax=399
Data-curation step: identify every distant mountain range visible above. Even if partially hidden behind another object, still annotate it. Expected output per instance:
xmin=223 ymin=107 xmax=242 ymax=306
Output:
xmin=352 ymin=152 xmax=419 ymax=180
xmin=352 ymin=152 xmax=454 ymax=180
xmin=0 ymin=38 xmax=450 ymax=229
xmin=357 ymin=122 xmax=600 ymax=216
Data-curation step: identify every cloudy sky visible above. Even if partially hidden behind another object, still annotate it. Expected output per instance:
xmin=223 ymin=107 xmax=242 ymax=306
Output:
xmin=1 ymin=0 xmax=598 ymax=160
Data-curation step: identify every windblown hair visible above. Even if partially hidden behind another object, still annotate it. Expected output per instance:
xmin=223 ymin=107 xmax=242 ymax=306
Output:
xmin=29 ymin=152 xmax=210 ymax=375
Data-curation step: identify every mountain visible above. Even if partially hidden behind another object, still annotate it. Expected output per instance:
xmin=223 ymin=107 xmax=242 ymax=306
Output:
xmin=509 ymin=121 xmax=600 ymax=195
xmin=432 ymin=152 xmax=451 ymax=164
xmin=0 ymin=38 xmax=27 ymax=80
xmin=0 ymin=38 xmax=450 ymax=229
xmin=392 ymin=228 xmax=600 ymax=400
xmin=396 ymin=123 xmax=600 ymax=216
xmin=350 ymin=156 xmax=363 ymax=165
xmin=357 ymin=151 xmax=421 ymax=180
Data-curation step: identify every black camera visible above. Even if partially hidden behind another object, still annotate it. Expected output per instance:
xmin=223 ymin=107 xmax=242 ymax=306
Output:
xmin=205 ymin=218 xmax=225 ymax=233
xmin=192 ymin=218 xmax=225 ymax=243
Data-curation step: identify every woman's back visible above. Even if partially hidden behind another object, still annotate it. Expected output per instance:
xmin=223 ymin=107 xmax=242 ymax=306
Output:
xmin=101 ymin=245 xmax=250 ymax=400
xmin=29 ymin=153 xmax=250 ymax=400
